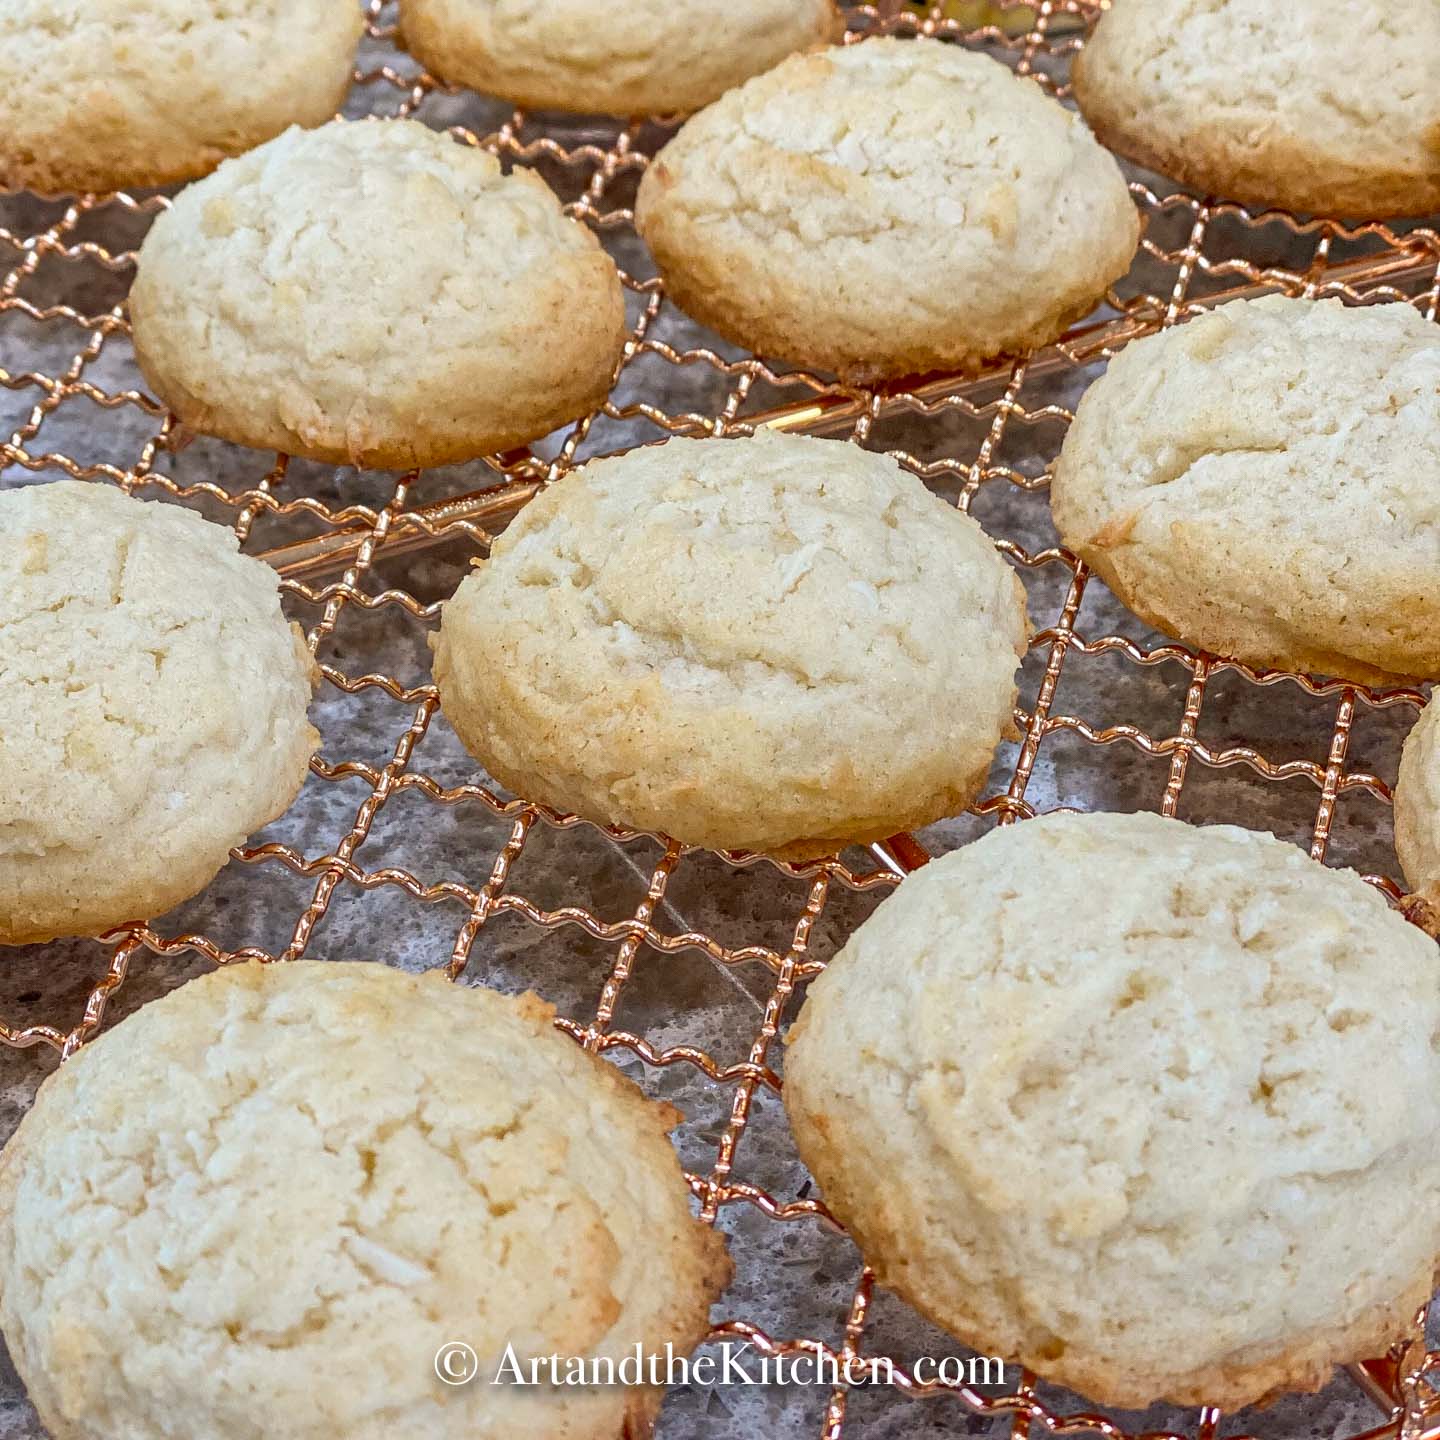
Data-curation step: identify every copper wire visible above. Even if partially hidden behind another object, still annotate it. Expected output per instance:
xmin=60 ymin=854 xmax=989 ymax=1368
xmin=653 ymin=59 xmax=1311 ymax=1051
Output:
xmin=2 ymin=1 xmax=1440 ymax=1434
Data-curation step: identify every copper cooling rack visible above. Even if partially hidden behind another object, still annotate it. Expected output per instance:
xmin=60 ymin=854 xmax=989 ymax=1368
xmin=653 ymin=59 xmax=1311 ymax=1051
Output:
xmin=4 ymin=2 xmax=1440 ymax=1437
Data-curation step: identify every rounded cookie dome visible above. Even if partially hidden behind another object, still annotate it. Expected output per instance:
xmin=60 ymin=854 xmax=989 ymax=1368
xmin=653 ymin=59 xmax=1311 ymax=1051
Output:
xmin=785 ymin=810 xmax=1440 ymax=1408
xmin=1073 ymin=0 xmax=1440 ymax=217
xmin=0 ymin=481 xmax=317 ymax=944
xmin=635 ymin=38 xmax=1138 ymax=382
xmin=129 ymin=119 xmax=627 ymax=469
xmin=432 ymin=429 xmax=1028 ymax=858
xmin=402 ymin=0 xmax=843 ymax=117
xmin=0 ymin=961 xmax=729 ymax=1440
xmin=0 ymin=0 xmax=362 ymax=194
xmin=1050 ymin=296 xmax=1440 ymax=686
xmin=1394 ymin=691 xmax=1440 ymax=910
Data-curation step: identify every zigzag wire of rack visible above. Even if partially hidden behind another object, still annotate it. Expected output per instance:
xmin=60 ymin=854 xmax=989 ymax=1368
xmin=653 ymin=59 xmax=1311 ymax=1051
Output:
xmin=2 ymin=1 xmax=1440 ymax=1436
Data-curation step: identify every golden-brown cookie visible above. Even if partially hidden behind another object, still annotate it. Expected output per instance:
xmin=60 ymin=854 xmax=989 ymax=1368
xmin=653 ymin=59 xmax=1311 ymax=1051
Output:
xmin=129 ymin=119 xmax=626 ymax=469
xmin=1394 ymin=690 xmax=1440 ymax=911
xmin=0 ymin=481 xmax=318 ymax=944
xmin=1050 ymin=296 xmax=1440 ymax=686
xmin=401 ymin=0 xmax=842 ymax=116
xmin=786 ymin=810 xmax=1440 ymax=1408
xmin=0 ymin=0 xmax=362 ymax=194
xmin=0 ymin=961 xmax=729 ymax=1438
xmin=635 ymin=38 xmax=1137 ymax=382
xmin=1073 ymin=0 xmax=1440 ymax=217
xmin=432 ymin=429 xmax=1028 ymax=857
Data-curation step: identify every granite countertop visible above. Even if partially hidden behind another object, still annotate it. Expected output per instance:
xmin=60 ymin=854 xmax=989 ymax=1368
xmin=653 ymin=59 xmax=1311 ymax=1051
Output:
xmin=2 ymin=6 xmax=1438 ymax=1439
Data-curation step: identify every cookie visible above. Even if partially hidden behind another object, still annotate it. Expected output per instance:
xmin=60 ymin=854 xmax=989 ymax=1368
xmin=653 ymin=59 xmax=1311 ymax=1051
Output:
xmin=1050 ymin=296 xmax=1440 ymax=686
xmin=0 ymin=481 xmax=318 ymax=944
xmin=0 ymin=960 xmax=729 ymax=1439
xmin=402 ymin=0 xmax=843 ymax=117
xmin=0 ymin=0 xmax=363 ymax=195
xmin=432 ymin=429 xmax=1028 ymax=858
xmin=634 ymin=38 xmax=1137 ymax=384
xmin=1073 ymin=0 xmax=1440 ymax=218
xmin=785 ymin=810 xmax=1440 ymax=1409
xmin=1394 ymin=691 xmax=1440 ymax=909
xmin=128 ymin=119 xmax=627 ymax=469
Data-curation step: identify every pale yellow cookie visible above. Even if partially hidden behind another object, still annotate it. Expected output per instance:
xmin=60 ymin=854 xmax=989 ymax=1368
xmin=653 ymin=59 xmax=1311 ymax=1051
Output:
xmin=0 ymin=960 xmax=729 ymax=1439
xmin=129 ymin=119 xmax=626 ymax=469
xmin=402 ymin=0 xmax=843 ymax=117
xmin=786 ymin=810 xmax=1440 ymax=1409
xmin=634 ymin=38 xmax=1138 ymax=383
xmin=0 ymin=0 xmax=363 ymax=194
xmin=0 ymin=482 xmax=318 ymax=945
xmin=432 ymin=429 xmax=1028 ymax=858
xmin=1073 ymin=0 xmax=1440 ymax=217
xmin=1050 ymin=296 xmax=1440 ymax=686
xmin=1394 ymin=690 xmax=1440 ymax=909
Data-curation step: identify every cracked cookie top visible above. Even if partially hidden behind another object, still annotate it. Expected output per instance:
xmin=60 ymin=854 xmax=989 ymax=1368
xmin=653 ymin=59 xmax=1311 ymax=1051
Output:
xmin=784 ymin=809 xmax=1440 ymax=1408
xmin=0 ymin=0 xmax=362 ymax=194
xmin=400 ymin=0 xmax=842 ymax=118
xmin=1050 ymin=295 xmax=1440 ymax=685
xmin=634 ymin=37 xmax=1138 ymax=382
xmin=0 ymin=960 xmax=729 ymax=1440
xmin=128 ymin=119 xmax=627 ymax=468
xmin=432 ymin=428 xmax=1029 ymax=857
xmin=1073 ymin=0 xmax=1440 ymax=218
xmin=0 ymin=481 xmax=317 ymax=942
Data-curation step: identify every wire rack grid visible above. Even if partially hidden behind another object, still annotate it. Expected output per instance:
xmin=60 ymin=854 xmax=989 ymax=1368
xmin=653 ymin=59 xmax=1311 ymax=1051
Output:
xmin=2 ymin=2 xmax=1440 ymax=1437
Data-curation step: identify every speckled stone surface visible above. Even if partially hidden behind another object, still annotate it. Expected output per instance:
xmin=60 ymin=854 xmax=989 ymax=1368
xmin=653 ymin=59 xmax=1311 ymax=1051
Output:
xmin=2 ymin=8 xmax=1439 ymax=1440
